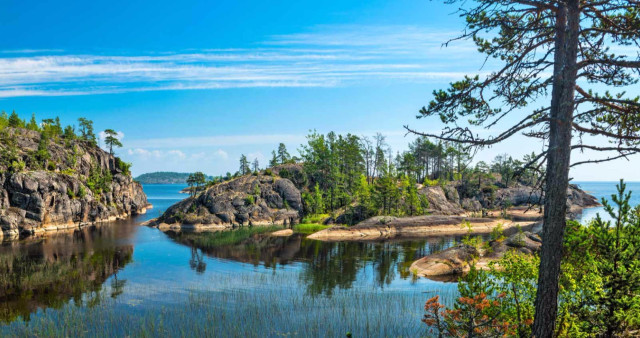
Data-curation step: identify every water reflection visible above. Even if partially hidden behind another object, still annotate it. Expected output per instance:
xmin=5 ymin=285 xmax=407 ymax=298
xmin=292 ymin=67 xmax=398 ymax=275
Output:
xmin=166 ymin=231 xmax=460 ymax=296
xmin=0 ymin=222 xmax=137 ymax=324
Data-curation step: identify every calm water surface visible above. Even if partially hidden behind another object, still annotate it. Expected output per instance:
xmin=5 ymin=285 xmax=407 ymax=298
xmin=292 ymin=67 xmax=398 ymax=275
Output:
xmin=0 ymin=182 xmax=636 ymax=336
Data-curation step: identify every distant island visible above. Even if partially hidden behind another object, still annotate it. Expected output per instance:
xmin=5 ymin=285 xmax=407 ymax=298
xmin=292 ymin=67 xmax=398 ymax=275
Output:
xmin=135 ymin=171 xmax=213 ymax=184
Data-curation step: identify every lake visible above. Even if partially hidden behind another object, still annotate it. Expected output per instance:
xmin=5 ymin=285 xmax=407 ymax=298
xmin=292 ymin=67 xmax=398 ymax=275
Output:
xmin=0 ymin=181 xmax=637 ymax=336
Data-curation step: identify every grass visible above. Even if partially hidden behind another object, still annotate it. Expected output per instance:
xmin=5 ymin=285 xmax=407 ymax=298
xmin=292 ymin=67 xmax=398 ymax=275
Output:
xmin=0 ymin=264 xmax=461 ymax=337
xmin=293 ymin=223 xmax=331 ymax=234
xmin=176 ymin=225 xmax=284 ymax=248
xmin=301 ymin=214 xmax=330 ymax=224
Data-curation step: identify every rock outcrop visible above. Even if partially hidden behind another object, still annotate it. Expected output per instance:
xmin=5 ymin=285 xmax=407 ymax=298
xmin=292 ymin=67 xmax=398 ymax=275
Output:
xmin=152 ymin=173 xmax=302 ymax=229
xmin=0 ymin=128 xmax=149 ymax=240
xmin=410 ymin=231 xmax=543 ymax=278
xmin=307 ymin=215 xmax=538 ymax=241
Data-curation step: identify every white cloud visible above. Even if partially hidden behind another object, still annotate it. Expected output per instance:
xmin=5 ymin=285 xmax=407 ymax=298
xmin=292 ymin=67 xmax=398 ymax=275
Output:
xmin=0 ymin=25 xmax=489 ymax=98
xmin=215 ymin=149 xmax=229 ymax=160
xmin=167 ymin=150 xmax=187 ymax=159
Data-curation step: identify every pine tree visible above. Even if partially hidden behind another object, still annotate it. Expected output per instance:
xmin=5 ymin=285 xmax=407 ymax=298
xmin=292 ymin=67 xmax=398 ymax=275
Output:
xmin=239 ymin=154 xmax=250 ymax=175
xmin=26 ymin=114 xmax=40 ymax=132
xmin=103 ymin=129 xmax=123 ymax=155
xmin=269 ymin=150 xmax=278 ymax=168
xmin=8 ymin=111 xmax=24 ymax=128
xmin=78 ymin=117 xmax=97 ymax=145
xmin=276 ymin=143 xmax=290 ymax=164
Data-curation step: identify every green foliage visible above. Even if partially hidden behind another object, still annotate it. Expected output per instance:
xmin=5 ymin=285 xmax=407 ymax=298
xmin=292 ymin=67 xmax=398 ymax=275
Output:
xmin=423 ymin=266 xmax=511 ymax=337
xmin=293 ymin=223 xmax=330 ymax=234
xmin=423 ymin=178 xmax=440 ymax=187
xmin=77 ymin=186 xmax=87 ymax=198
xmin=61 ymin=168 xmax=76 ymax=176
xmin=425 ymin=180 xmax=640 ymax=337
xmin=10 ymin=160 xmax=25 ymax=173
xmin=103 ymin=129 xmax=123 ymax=155
xmin=460 ymin=221 xmax=482 ymax=248
xmin=78 ymin=117 xmax=97 ymax=145
xmin=8 ymin=111 xmax=25 ymax=128
xmin=301 ymin=213 xmax=330 ymax=224
xmin=186 ymin=171 xmax=207 ymax=197
xmin=489 ymin=223 xmax=505 ymax=242
xmin=67 ymin=188 xmax=75 ymax=199
xmin=115 ymin=158 xmax=131 ymax=176
xmin=36 ymin=132 xmax=51 ymax=169
xmin=26 ymin=114 xmax=40 ymax=132
xmin=86 ymin=164 xmax=112 ymax=195
xmin=244 ymin=195 xmax=255 ymax=205
xmin=560 ymin=180 xmax=640 ymax=336
xmin=239 ymin=154 xmax=250 ymax=175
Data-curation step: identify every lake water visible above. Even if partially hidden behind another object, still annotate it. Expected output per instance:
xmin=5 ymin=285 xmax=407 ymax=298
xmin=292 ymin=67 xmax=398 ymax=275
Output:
xmin=0 ymin=181 xmax=637 ymax=336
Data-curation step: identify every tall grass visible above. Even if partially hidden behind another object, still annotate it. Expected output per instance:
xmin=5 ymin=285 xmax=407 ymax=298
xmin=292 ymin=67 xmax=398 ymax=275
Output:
xmin=293 ymin=223 xmax=330 ymax=234
xmin=0 ymin=269 xmax=460 ymax=337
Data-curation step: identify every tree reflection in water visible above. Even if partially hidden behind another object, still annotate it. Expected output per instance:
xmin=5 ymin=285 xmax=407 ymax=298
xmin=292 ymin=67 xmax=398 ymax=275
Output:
xmin=0 ymin=222 xmax=136 ymax=324
xmin=167 ymin=230 xmax=461 ymax=297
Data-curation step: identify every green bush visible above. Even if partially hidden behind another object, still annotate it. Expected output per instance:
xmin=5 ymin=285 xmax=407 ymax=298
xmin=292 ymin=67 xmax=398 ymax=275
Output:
xmin=490 ymin=223 xmax=505 ymax=241
xmin=423 ymin=178 xmax=440 ymax=187
xmin=77 ymin=186 xmax=87 ymax=198
xmin=115 ymin=157 xmax=131 ymax=176
xmin=67 ymin=188 xmax=75 ymax=199
xmin=61 ymin=168 xmax=76 ymax=176
xmin=301 ymin=213 xmax=329 ymax=224
xmin=244 ymin=195 xmax=255 ymax=205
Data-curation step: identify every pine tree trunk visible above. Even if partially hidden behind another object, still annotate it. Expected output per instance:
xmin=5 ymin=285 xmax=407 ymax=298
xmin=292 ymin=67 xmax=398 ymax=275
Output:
xmin=532 ymin=1 xmax=580 ymax=336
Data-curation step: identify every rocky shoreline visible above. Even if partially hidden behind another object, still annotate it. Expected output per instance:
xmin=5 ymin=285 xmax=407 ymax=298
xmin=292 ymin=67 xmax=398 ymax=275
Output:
xmin=148 ymin=172 xmax=302 ymax=231
xmin=409 ymin=230 xmax=542 ymax=279
xmin=0 ymin=128 xmax=150 ymax=241
xmin=307 ymin=214 xmax=539 ymax=241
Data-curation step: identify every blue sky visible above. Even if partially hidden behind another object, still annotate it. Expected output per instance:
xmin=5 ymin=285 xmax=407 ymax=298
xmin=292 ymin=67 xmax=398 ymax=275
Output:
xmin=1 ymin=0 xmax=638 ymax=180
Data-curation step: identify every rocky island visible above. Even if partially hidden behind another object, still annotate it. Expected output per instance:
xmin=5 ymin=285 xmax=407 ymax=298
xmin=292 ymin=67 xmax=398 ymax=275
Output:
xmin=148 ymin=170 xmax=302 ymax=231
xmin=0 ymin=115 xmax=149 ymax=240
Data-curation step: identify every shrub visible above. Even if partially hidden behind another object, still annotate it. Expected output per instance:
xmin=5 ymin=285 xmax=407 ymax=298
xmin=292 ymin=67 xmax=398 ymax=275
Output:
xmin=115 ymin=157 xmax=131 ymax=176
xmin=301 ymin=214 xmax=330 ymax=224
xmin=61 ymin=168 xmax=76 ymax=176
xmin=423 ymin=178 xmax=440 ymax=187
xmin=67 ymin=188 xmax=75 ymax=199
xmin=490 ymin=223 xmax=505 ymax=242
xmin=244 ymin=195 xmax=255 ymax=205
xmin=77 ymin=186 xmax=87 ymax=198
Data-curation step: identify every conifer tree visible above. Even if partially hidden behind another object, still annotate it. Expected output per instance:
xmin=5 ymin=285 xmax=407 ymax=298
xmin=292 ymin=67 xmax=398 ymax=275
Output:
xmin=405 ymin=0 xmax=640 ymax=333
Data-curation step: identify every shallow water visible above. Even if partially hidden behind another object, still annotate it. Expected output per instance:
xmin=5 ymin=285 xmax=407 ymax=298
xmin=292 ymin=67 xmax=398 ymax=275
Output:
xmin=0 ymin=184 xmax=462 ymax=337
xmin=0 ymin=181 xmax=636 ymax=336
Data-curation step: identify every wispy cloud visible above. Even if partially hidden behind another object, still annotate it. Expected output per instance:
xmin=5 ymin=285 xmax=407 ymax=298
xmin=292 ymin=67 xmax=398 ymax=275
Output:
xmin=0 ymin=25 xmax=483 ymax=98
xmin=125 ymin=133 xmax=308 ymax=149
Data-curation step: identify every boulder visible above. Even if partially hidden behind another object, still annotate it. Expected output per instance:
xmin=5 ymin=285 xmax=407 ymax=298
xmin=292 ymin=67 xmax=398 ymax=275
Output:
xmin=410 ymin=244 xmax=479 ymax=276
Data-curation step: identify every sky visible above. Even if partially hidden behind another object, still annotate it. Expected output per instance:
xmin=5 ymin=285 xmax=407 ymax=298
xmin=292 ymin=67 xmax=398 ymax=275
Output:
xmin=0 ymin=0 xmax=638 ymax=181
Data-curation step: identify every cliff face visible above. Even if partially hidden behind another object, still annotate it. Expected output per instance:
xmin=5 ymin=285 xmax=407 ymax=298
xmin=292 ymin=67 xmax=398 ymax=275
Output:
xmin=0 ymin=128 xmax=149 ymax=240
xmin=155 ymin=173 xmax=302 ymax=229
